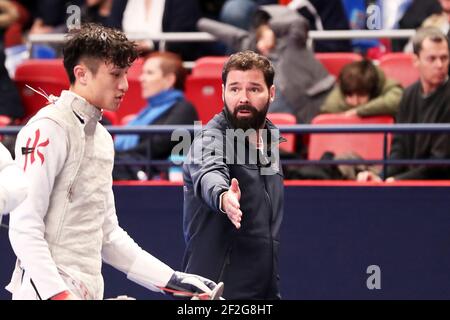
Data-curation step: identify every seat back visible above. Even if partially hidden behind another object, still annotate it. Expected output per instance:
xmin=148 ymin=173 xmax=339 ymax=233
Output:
xmin=15 ymin=58 xmax=147 ymax=123
xmin=267 ymin=113 xmax=297 ymax=153
xmin=116 ymin=58 xmax=146 ymax=123
xmin=191 ymin=56 xmax=227 ymax=78
xmin=102 ymin=110 xmax=118 ymax=125
xmin=14 ymin=59 xmax=69 ymax=119
xmin=308 ymin=113 xmax=394 ymax=160
xmin=315 ymin=52 xmax=362 ymax=77
xmin=378 ymin=53 xmax=419 ymax=88
xmin=185 ymin=76 xmax=223 ymax=124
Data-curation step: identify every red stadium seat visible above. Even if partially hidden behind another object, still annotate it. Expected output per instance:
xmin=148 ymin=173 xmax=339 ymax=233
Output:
xmin=378 ymin=53 xmax=419 ymax=88
xmin=315 ymin=52 xmax=362 ymax=77
xmin=102 ymin=110 xmax=118 ymax=125
xmin=267 ymin=113 xmax=297 ymax=153
xmin=191 ymin=56 xmax=228 ymax=78
xmin=308 ymin=113 xmax=394 ymax=160
xmin=14 ymin=58 xmax=146 ymax=123
xmin=185 ymin=57 xmax=228 ymax=123
xmin=14 ymin=59 xmax=69 ymax=119
xmin=116 ymin=58 xmax=146 ymax=123
xmin=185 ymin=76 xmax=223 ymax=124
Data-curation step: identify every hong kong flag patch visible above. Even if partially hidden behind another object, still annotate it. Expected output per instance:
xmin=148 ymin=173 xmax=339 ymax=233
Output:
xmin=22 ymin=129 xmax=50 ymax=171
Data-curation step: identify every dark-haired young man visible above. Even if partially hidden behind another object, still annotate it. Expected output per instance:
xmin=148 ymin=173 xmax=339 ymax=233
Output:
xmin=7 ymin=24 xmax=219 ymax=300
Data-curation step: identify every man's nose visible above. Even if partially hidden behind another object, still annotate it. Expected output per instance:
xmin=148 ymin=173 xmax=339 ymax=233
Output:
xmin=239 ymin=91 xmax=250 ymax=104
xmin=119 ymin=76 xmax=129 ymax=92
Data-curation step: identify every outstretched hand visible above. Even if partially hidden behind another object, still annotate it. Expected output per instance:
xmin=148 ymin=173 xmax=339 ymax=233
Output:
xmin=221 ymin=178 xmax=242 ymax=229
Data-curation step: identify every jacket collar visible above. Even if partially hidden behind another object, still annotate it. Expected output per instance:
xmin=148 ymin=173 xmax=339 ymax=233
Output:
xmin=61 ymin=91 xmax=102 ymax=122
xmin=59 ymin=91 xmax=103 ymax=135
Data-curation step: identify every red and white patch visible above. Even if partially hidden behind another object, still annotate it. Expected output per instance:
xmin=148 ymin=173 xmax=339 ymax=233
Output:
xmin=22 ymin=129 xmax=50 ymax=171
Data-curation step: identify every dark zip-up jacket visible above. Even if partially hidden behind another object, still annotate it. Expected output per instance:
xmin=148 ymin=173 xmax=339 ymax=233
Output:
xmin=182 ymin=110 xmax=284 ymax=299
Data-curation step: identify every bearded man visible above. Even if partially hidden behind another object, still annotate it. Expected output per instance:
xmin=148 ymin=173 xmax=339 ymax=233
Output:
xmin=182 ymin=50 xmax=284 ymax=300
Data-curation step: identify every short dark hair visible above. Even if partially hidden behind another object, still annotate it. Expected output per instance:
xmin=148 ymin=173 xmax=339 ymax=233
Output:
xmin=339 ymin=60 xmax=379 ymax=99
xmin=144 ymin=51 xmax=187 ymax=91
xmin=63 ymin=23 xmax=138 ymax=84
xmin=222 ymin=50 xmax=275 ymax=88
xmin=412 ymin=27 xmax=449 ymax=56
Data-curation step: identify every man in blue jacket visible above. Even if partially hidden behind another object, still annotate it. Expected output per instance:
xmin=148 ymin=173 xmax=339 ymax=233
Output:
xmin=182 ymin=50 xmax=284 ymax=300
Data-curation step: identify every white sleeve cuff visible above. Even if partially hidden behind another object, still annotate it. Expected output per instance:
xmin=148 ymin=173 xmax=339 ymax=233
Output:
xmin=126 ymin=253 xmax=174 ymax=292
xmin=219 ymin=191 xmax=227 ymax=214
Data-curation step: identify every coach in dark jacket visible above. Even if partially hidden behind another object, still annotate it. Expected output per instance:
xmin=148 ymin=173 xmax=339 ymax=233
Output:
xmin=182 ymin=51 xmax=284 ymax=299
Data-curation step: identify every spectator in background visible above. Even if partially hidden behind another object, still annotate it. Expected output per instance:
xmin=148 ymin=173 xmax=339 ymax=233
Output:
xmin=394 ymin=0 xmax=441 ymax=51
xmin=198 ymin=5 xmax=335 ymax=125
xmin=417 ymin=0 xmax=450 ymax=39
xmin=403 ymin=0 xmax=450 ymax=56
xmin=116 ymin=0 xmax=214 ymax=60
xmin=358 ymin=27 xmax=450 ymax=181
xmin=81 ymin=0 xmax=122 ymax=28
xmin=0 ymin=0 xmax=24 ymax=120
xmin=219 ymin=0 xmax=277 ymax=30
xmin=320 ymin=60 xmax=403 ymax=117
xmin=398 ymin=0 xmax=442 ymax=30
xmin=288 ymin=0 xmax=352 ymax=52
xmin=28 ymin=0 xmax=83 ymax=34
xmin=3 ymin=0 xmax=31 ymax=78
xmin=113 ymin=51 xmax=198 ymax=181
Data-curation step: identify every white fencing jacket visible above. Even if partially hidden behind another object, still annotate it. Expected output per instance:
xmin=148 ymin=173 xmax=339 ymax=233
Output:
xmin=0 ymin=142 xmax=28 ymax=214
xmin=7 ymin=91 xmax=174 ymax=300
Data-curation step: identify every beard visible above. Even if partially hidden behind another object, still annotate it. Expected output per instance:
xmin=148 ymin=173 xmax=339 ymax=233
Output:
xmin=225 ymin=100 xmax=270 ymax=131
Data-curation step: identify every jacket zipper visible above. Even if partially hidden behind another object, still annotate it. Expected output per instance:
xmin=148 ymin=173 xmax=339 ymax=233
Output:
xmin=55 ymin=131 xmax=85 ymax=241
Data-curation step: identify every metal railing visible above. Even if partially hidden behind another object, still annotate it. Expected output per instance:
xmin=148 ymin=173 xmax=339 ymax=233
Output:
xmin=27 ymin=29 xmax=417 ymax=44
xmin=27 ymin=29 xmax=416 ymax=52
xmin=2 ymin=123 xmax=450 ymax=179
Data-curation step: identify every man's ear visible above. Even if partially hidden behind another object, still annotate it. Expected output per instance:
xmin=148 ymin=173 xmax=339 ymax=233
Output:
xmin=413 ymin=53 xmax=420 ymax=69
xmin=269 ymin=85 xmax=275 ymax=102
xmin=73 ymin=65 xmax=88 ymax=86
xmin=222 ymin=84 xmax=225 ymax=102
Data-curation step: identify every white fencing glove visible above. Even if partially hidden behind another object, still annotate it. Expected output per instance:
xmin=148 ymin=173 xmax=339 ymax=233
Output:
xmin=165 ymin=271 xmax=223 ymax=300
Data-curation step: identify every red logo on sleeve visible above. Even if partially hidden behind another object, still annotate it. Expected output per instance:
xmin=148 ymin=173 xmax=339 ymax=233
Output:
xmin=22 ymin=129 xmax=50 ymax=171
